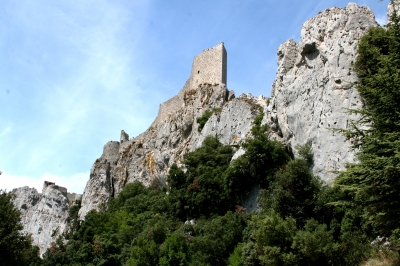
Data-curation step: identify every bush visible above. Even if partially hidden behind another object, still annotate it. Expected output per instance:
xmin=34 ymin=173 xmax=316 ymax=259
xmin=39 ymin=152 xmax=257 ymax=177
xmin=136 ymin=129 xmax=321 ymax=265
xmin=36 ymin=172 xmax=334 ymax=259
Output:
xmin=259 ymin=158 xmax=321 ymax=226
xmin=168 ymin=136 xmax=235 ymax=219
xmin=196 ymin=108 xmax=221 ymax=132
xmin=197 ymin=110 xmax=214 ymax=132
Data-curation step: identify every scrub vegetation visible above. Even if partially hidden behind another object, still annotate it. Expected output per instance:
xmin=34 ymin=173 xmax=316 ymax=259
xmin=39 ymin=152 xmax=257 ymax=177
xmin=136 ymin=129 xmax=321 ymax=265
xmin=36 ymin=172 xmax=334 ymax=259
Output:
xmin=2 ymin=8 xmax=400 ymax=266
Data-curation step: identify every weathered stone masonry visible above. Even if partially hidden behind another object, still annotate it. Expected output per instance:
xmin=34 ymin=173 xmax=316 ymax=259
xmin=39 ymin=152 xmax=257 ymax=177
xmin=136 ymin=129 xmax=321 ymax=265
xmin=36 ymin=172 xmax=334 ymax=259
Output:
xmin=190 ymin=42 xmax=227 ymax=89
xmin=154 ymin=42 xmax=227 ymax=126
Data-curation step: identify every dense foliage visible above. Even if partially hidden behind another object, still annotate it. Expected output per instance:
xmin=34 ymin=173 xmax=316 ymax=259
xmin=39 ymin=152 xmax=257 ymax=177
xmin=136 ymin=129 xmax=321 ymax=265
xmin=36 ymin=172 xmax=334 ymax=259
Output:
xmin=38 ymin=111 xmax=373 ymax=265
xmin=37 ymin=135 xmax=248 ymax=265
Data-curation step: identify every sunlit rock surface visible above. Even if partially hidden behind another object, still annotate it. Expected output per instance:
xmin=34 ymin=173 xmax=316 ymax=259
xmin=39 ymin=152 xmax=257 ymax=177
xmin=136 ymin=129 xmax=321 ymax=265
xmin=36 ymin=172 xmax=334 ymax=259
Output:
xmin=13 ymin=183 xmax=72 ymax=256
xmin=265 ymin=3 xmax=378 ymax=182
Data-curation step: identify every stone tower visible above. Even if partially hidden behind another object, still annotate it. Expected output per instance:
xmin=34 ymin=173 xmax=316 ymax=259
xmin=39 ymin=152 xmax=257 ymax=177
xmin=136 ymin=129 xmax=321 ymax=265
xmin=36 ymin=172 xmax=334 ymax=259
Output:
xmin=189 ymin=42 xmax=227 ymax=89
xmin=153 ymin=42 xmax=228 ymax=125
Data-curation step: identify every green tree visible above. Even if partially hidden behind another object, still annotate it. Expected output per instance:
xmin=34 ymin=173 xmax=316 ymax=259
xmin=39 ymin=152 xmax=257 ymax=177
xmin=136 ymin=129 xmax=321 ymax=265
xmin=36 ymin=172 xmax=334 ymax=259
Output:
xmin=168 ymin=136 xmax=235 ymax=218
xmin=240 ymin=110 xmax=289 ymax=187
xmin=224 ymin=110 xmax=289 ymax=204
xmin=335 ymin=9 xmax=400 ymax=234
xmin=159 ymin=233 xmax=189 ymax=265
xmin=259 ymin=158 xmax=321 ymax=226
xmin=0 ymin=190 xmax=39 ymax=266
xmin=250 ymin=211 xmax=298 ymax=266
xmin=190 ymin=212 xmax=247 ymax=266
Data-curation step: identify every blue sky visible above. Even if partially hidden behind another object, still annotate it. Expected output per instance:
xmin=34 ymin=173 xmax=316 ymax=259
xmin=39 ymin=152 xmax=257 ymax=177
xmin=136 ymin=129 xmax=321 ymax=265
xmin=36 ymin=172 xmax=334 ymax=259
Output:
xmin=0 ymin=0 xmax=388 ymax=194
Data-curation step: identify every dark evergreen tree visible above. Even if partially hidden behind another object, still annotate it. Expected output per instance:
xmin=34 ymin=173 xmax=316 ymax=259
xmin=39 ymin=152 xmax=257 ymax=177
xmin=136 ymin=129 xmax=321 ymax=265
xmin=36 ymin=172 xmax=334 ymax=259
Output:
xmin=336 ymin=7 xmax=400 ymax=234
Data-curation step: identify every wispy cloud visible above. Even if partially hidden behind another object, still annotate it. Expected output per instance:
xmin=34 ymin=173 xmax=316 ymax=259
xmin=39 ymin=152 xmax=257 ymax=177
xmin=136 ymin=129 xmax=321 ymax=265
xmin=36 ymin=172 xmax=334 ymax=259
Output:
xmin=0 ymin=0 xmax=161 ymax=180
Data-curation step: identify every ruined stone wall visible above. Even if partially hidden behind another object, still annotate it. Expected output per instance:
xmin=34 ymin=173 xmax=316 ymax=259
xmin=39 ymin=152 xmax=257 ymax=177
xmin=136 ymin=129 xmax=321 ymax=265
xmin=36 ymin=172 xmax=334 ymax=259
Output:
xmin=190 ymin=42 xmax=227 ymax=89
xmin=43 ymin=181 xmax=67 ymax=197
xmin=120 ymin=130 xmax=129 ymax=143
xmin=153 ymin=43 xmax=227 ymax=127
xmin=154 ymin=94 xmax=184 ymax=126
xmin=67 ymin=193 xmax=82 ymax=203
xmin=150 ymin=79 xmax=189 ymax=127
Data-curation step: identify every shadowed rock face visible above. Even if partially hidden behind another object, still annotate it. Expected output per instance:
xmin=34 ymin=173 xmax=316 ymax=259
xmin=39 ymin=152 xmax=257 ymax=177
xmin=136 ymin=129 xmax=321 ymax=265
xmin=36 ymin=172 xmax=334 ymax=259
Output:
xmin=13 ymin=184 xmax=72 ymax=256
xmin=78 ymin=3 xmax=381 ymax=219
xmin=265 ymin=3 xmax=378 ymax=182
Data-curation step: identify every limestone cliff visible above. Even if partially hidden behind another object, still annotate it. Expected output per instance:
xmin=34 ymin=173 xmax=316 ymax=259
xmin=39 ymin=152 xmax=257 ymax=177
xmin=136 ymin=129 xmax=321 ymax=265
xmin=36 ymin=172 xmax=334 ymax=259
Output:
xmin=12 ymin=182 xmax=81 ymax=255
xmin=77 ymin=3 xmax=380 ymax=218
xmin=78 ymin=44 xmax=264 ymax=218
xmin=264 ymin=3 xmax=378 ymax=182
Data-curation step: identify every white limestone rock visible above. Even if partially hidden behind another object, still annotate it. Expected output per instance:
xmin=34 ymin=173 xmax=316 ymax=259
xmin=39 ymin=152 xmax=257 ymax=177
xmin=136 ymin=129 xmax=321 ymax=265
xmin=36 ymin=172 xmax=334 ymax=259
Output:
xmin=78 ymin=141 xmax=119 ymax=219
xmin=266 ymin=3 xmax=378 ymax=182
xmin=13 ymin=184 xmax=71 ymax=256
xmin=388 ymin=0 xmax=400 ymax=23
xmin=78 ymin=82 xmax=264 ymax=219
xmin=197 ymin=97 xmax=261 ymax=149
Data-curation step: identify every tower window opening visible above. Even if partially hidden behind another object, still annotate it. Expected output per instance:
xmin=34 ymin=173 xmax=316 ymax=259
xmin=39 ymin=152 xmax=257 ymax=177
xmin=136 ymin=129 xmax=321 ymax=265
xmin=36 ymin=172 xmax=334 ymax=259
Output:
xmin=198 ymin=70 xmax=200 ymax=74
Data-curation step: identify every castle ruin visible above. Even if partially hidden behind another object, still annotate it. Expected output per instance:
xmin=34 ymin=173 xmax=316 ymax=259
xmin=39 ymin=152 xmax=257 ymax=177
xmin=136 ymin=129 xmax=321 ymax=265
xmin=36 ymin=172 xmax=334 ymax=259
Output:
xmin=43 ymin=181 xmax=82 ymax=204
xmin=153 ymin=42 xmax=227 ymax=125
xmin=189 ymin=42 xmax=227 ymax=89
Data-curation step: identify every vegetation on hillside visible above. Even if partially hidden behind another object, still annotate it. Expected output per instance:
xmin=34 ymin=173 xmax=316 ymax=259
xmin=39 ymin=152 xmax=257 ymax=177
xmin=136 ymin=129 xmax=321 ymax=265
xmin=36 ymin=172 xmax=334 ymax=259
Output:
xmin=335 ymin=9 xmax=400 ymax=236
xmin=35 ymin=112 xmax=372 ymax=265
xmin=196 ymin=108 xmax=221 ymax=132
xmin=2 ymin=5 xmax=400 ymax=265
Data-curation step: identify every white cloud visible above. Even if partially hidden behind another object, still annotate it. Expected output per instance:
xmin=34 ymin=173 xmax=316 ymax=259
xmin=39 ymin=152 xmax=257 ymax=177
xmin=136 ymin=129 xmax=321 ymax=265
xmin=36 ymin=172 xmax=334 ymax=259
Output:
xmin=0 ymin=171 xmax=89 ymax=194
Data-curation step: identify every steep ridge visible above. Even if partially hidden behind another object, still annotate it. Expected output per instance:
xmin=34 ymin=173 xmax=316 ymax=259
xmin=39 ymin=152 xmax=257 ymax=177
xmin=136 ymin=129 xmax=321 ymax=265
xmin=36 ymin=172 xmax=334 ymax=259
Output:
xmin=9 ymin=2 xmax=394 ymax=257
xmin=265 ymin=3 xmax=378 ymax=181
xmin=78 ymin=3 xmax=380 ymax=219
xmin=78 ymin=43 xmax=264 ymax=219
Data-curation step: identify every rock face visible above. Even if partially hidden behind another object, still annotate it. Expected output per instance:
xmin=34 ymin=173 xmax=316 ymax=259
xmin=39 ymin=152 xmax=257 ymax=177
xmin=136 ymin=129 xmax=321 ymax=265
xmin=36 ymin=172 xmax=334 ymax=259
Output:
xmin=12 ymin=182 xmax=81 ymax=255
xmin=79 ymin=43 xmax=263 ymax=219
xmin=78 ymin=3 xmax=381 ymax=218
xmin=10 ymin=3 xmax=389 ymax=258
xmin=388 ymin=0 xmax=400 ymax=23
xmin=265 ymin=3 xmax=378 ymax=182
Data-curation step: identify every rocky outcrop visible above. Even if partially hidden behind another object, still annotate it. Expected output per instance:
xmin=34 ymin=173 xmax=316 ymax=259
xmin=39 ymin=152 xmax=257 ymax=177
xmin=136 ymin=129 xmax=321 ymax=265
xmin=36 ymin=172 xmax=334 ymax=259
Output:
xmin=78 ymin=83 xmax=263 ymax=218
xmin=388 ymin=0 xmax=400 ymax=23
xmin=77 ymin=42 xmax=269 ymax=219
xmin=265 ymin=3 xmax=378 ymax=182
xmin=12 ymin=182 xmax=80 ymax=256
xmin=78 ymin=3 xmax=382 ymax=218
